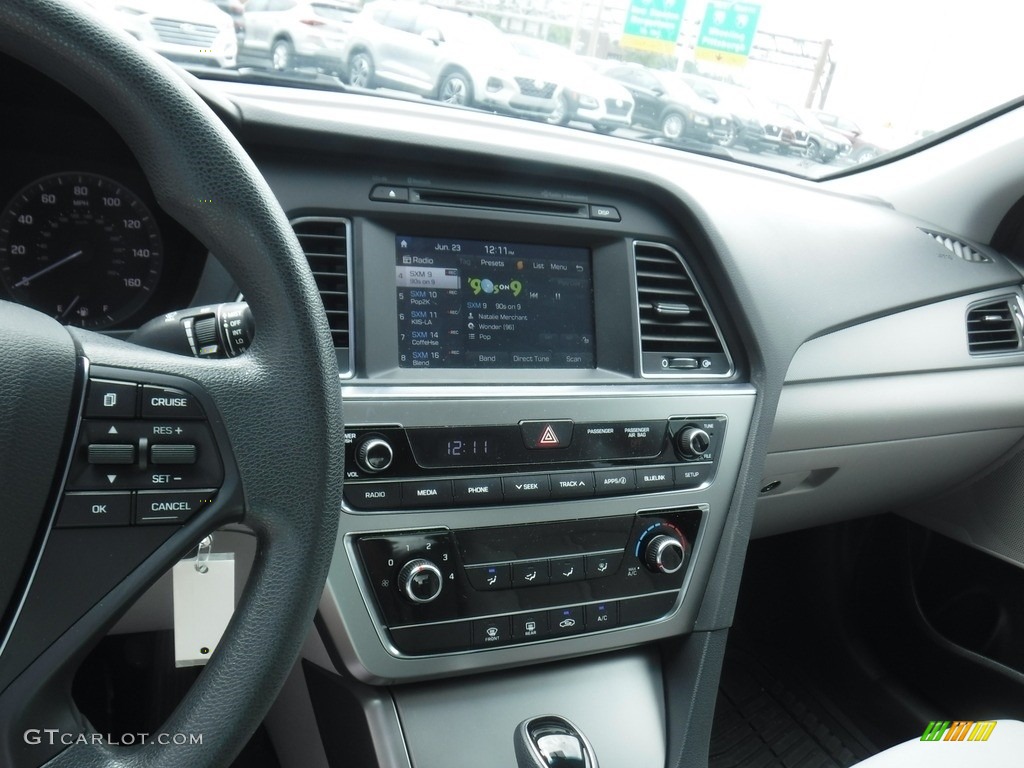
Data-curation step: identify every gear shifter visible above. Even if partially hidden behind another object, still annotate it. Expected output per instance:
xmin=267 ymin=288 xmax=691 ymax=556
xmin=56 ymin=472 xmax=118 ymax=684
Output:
xmin=514 ymin=716 xmax=599 ymax=768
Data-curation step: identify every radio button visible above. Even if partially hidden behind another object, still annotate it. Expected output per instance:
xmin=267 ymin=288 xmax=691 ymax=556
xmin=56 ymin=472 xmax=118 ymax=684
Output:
xmin=466 ymin=563 xmax=511 ymax=591
xmin=550 ymin=556 xmax=585 ymax=584
xmin=636 ymin=468 xmax=673 ymax=491
xmin=403 ymin=480 xmax=453 ymax=508
xmin=512 ymin=560 xmax=549 ymax=587
xmin=585 ymin=552 xmax=622 ymax=579
xmin=502 ymin=474 xmax=551 ymax=502
xmin=344 ymin=483 xmax=401 ymax=510
xmin=550 ymin=472 xmax=595 ymax=499
xmin=453 ymin=477 xmax=503 ymax=505
xmin=594 ymin=469 xmax=636 ymax=495
xmin=520 ymin=420 xmax=574 ymax=450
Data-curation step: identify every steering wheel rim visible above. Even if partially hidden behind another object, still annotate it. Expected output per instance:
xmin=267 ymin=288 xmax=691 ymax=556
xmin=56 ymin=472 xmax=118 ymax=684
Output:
xmin=0 ymin=2 xmax=343 ymax=767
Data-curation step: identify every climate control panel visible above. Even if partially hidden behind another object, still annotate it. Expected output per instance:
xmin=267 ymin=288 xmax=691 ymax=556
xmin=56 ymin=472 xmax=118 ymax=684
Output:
xmin=352 ymin=508 xmax=702 ymax=656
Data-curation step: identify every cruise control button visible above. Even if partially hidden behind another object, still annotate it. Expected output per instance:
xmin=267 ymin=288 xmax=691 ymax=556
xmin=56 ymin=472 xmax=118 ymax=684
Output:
xmin=520 ymin=420 xmax=574 ymax=450
xmin=466 ymin=563 xmax=511 ymax=591
xmin=85 ymin=380 xmax=137 ymax=419
xmin=548 ymin=605 xmax=585 ymax=636
xmin=150 ymin=444 xmax=197 ymax=465
xmin=452 ymin=477 xmax=503 ymax=505
xmin=344 ymin=483 xmax=400 ymax=510
xmin=550 ymin=472 xmax=595 ymax=499
xmin=594 ymin=469 xmax=636 ymax=495
xmin=403 ymin=480 xmax=453 ymax=508
xmin=636 ymin=468 xmax=673 ymax=491
xmin=57 ymin=492 xmax=132 ymax=527
xmin=135 ymin=490 xmax=215 ymax=525
xmin=141 ymin=386 xmax=204 ymax=419
xmin=502 ymin=474 xmax=550 ymax=502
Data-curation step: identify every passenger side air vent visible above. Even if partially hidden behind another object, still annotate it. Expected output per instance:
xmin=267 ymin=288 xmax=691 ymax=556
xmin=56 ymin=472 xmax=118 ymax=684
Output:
xmin=633 ymin=241 xmax=733 ymax=376
xmin=966 ymin=297 xmax=1023 ymax=355
xmin=920 ymin=228 xmax=991 ymax=263
xmin=291 ymin=217 xmax=353 ymax=374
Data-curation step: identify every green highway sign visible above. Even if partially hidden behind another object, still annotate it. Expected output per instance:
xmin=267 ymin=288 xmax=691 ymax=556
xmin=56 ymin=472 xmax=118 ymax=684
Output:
xmin=695 ymin=1 xmax=762 ymax=64
xmin=622 ymin=0 xmax=687 ymax=54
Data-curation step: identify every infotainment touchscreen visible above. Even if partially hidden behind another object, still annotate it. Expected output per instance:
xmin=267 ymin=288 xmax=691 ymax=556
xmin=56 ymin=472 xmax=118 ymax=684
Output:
xmin=395 ymin=235 xmax=595 ymax=369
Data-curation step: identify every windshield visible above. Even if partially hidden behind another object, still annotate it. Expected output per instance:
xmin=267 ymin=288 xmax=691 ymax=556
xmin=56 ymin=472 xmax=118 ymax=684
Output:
xmin=84 ymin=0 xmax=1024 ymax=179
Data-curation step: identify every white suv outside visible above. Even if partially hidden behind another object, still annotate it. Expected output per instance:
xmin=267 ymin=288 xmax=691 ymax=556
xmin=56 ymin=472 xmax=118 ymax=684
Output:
xmin=339 ymin=1 xmax=559 ymax=118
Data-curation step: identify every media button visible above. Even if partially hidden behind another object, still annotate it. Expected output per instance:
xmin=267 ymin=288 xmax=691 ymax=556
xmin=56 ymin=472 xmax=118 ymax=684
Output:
xmin=594 ymin=469 xmax=636 ymax=495
xmin=550 ymin=472 xmax=595 ymax=499
xmin=402 ymin=480 xmax=453 ymax=508
xmin=502 ymin=474 xmax=551 ymax=502
xmin=636 ymin=468 xmax=673 ymax=491
xmin=453 ymin=477 xmax=503 ymax=505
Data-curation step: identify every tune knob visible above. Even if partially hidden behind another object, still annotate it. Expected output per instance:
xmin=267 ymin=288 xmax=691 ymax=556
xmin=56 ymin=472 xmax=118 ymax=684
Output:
xmin=357 ymin=437 xmax=394 ymax=473
xmin=676 ymin=427 xmax=711 ymax=460
xmin=644 ymin=534 xmax=687 ymax=575
xmin=397 ymin=559 xmax=444 ymax=604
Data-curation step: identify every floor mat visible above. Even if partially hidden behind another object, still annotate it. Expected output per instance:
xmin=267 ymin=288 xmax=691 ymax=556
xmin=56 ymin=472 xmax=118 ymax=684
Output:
xmin=710 ymin=649 xmax=876 ymax=768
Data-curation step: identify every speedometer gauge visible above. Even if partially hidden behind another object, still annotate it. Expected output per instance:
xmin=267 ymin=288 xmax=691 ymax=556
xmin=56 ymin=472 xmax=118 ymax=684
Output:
xmin=0 ymin=172 xmax=163 ymax=329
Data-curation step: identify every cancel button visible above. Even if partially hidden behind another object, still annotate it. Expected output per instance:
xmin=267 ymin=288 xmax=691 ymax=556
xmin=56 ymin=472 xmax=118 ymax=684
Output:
xmin=136 ymin=490 xmax=216 ymax=525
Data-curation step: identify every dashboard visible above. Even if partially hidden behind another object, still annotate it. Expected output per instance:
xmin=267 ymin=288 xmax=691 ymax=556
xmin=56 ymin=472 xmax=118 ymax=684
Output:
xmin=6 ymin=44 xmax=1024 ymax=768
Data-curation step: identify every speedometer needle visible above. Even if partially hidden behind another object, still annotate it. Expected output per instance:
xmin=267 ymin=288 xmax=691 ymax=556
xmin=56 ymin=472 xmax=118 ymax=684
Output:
xmin=14 ymin=249 xmax=84 ymax=288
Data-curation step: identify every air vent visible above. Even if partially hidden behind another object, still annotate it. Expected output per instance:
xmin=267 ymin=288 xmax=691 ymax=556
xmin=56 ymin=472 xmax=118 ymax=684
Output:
xmin=966 ymin=297 xmax=1022 ymax=355
xmin=920 ymin=228 xmax=991 ymax=263
xmin=291 ymin=217 xmax=353 ymax=373
xmin=633 ymin=241 xmax=732 ymax=376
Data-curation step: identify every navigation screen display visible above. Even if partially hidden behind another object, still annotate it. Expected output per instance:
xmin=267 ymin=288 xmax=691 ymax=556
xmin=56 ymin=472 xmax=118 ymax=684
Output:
xmin=396 ymin=236 xmax=595 ymax=369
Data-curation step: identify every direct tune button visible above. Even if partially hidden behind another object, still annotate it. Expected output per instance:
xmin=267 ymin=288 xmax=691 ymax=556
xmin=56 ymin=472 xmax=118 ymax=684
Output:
xmin=357 ymin=438 xmax=394 ymax=473
xmin=398 ymin=559 xmax=444 ymax=604
xmin=644 ymin=534 xmax=687 ymax=575
xmin=676 ymin=426 xmax=712 ymax=460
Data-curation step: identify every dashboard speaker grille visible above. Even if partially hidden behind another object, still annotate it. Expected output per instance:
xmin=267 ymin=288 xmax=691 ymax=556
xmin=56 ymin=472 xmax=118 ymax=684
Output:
xmin=633 ymin=242 xmax=732 ymax=376
xmin=966 ymin=297 xmax=1022 ymax=355
xmin=291 ymin=217 xmax=353 ymax=374
xmin=920 ymin=228 xmax=991 ymax=263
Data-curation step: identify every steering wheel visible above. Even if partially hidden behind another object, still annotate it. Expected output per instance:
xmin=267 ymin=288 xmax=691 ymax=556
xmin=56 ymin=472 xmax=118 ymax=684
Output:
xmin=0 ymin=2 xmax=343 ymax=767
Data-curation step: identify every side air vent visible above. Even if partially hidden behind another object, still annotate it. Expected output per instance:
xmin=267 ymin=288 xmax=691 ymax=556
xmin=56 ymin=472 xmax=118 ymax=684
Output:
xmin=633 ymin=241 xmax=733 ymax=376
xmin=920 ymin=228 xmax=991 ymax=263
xmin=291 ymin=217 xmax=353 ymax=374
xmin=966 ymin=297 xmax=1023 ymax=355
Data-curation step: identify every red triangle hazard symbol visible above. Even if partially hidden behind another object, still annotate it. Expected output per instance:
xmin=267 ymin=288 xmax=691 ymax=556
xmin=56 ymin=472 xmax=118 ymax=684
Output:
xmin=539 ymin=425 xmax=560 ymax=446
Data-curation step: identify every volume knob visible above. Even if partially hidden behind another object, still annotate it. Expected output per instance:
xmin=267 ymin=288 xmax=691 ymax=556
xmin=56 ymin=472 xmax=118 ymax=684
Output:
xmin=644 ymin=535 xmax=686 ymax=575
xmin=398 ymin=559 xmax=444 ymax=604
xmin=357 ymin=437 xmax=394 ymax=473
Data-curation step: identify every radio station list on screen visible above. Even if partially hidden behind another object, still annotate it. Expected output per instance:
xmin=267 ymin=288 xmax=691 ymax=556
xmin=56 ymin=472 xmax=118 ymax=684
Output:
xmin=396 ymin=236 xmax=595 ymax=369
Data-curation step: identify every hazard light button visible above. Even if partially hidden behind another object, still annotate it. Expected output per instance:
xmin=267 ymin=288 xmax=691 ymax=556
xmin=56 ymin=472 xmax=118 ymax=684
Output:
xmin=520 ymin=420 xmax=574 ymax=449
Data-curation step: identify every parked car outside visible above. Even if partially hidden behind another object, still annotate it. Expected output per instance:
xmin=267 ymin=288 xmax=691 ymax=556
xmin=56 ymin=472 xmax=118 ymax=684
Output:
xmin=85 ymin=0 xmax=238 ymax=68
xmin=212 ymin=0 xmax=246 ymax=41
xmin=337 ymin=0 xmax=559 ymax=118
xmin=600 ymin=63 xmax=733 ymax=145
xmin=507 ymin=36 xmax=633 ymax=132
xmin=681 ymin=75 xmax=774 ymax=153
xmin=794 ymin=108 xmax=852 ymax=163
xmin=812 ymin=110 xmax=894 ymax=163
xmin=241 ymin=0 xmax=362 ymax=73
xmin=739 ymin=92 xmax=809 ymax=154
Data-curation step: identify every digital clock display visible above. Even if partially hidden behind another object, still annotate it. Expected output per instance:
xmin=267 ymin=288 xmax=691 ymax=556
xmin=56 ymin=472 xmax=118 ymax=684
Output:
xmin=395 ymin=235 xmax=595 ymax=369
xmin=447 ymin=438 xmax=490 ymax=458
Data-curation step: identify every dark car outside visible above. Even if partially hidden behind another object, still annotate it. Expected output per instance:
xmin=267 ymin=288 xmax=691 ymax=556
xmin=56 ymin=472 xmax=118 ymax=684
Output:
xmin=601 ymin=63 xmax=733 ymax=145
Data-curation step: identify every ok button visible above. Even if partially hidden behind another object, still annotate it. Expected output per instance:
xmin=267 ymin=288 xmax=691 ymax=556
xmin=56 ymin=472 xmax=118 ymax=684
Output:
xmin=56 ymin=492 xmax=132 ymax=528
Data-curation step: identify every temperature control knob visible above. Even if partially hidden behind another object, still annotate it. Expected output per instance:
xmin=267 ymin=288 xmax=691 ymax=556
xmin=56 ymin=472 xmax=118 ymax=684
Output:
xmin=644 ymin=534 xmax=687 ymax=575
xmin=357 ymin=437 xmax=394 ymax=473
xmin=676 ymin=427 xmax=711 ymax=460
xmin=398 ymin=559 xmax=444 ymax=604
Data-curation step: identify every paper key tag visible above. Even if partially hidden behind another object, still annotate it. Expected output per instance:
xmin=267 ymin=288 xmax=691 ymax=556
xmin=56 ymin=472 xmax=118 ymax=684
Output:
xmin=172 ymin=552 xmax=235 ymax=668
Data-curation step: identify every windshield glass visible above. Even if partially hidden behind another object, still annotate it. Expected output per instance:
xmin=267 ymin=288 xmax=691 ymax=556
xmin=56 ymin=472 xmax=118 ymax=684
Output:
xmin=83 ymin=0 xmax=1024 ymax=179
